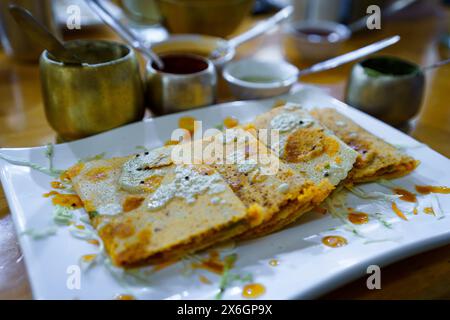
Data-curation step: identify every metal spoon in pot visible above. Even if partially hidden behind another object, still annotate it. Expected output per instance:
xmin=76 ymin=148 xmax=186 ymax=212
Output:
xmin=210 ymin=5 xmax=294 ymax=60
xmin=8 ymin=5 xmax=83 ymax=65
xmin=84 ymin=0 xmax=164 ymax=70
xmin=299 ymin=35 xmax=401 ymax=76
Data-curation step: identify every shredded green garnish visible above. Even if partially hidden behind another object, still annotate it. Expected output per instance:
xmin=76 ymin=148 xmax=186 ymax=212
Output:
xmin=346 ymin=185 xmax=400 ymax=201
xmin=22 ymin=226 xmax=57 ymax=239
xmin=0 ymin=152 xmax=63 ymax=178
xmin=53 ymin=205 xmax=74 ymax=226
xmin=88 ymin=211 xmax=99 ymax=219
xmin=44 ymin=144 xmax=55 ymax=171
xmin=325 ymin=191 xmax=363 ymax=237
xmin=371 ymin=213 xmax=393 ymax=229
xmin=78 ymin=153 xmax=106 ymax=163
xmin=215 ymin=254 xmax=253 ymax=300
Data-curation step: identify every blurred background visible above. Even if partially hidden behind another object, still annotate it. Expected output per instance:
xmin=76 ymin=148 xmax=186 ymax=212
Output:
xmin=0 ymin=0 xmax=449 ymax=152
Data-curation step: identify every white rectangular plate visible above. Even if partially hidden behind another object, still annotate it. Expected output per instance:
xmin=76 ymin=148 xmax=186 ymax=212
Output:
xmin=1 ymin=86 xmax=449 ymax=300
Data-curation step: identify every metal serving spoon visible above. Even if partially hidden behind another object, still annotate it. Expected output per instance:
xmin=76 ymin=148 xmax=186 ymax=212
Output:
xmin=299 ymin=35 xmax=401 ymax=76
xmin=210 ymin=5 xmax=294 ymax=60
xmin=348 ymin=0 xmax=417 ymax=33
xmin=84 ymin=0 xmax=164 ymax=69
xmin=8 ymin=5 xmax=83 ymax=65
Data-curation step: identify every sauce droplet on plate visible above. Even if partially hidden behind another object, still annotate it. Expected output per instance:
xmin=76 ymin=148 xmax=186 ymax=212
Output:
xmin=87 ymin=239 xmax=100 ymax=246
xmin=242 ymin=283 xmax=266 ymax=299
xmin=115 ymin=294 xmax=136 ymax=300
xmin=269 ymin=259 xmax=279 ymax=267
xmin=51 ymin=181 xmax=65 ymax=189
xmin=415 ymin=185 xmax=450 ymax=195
xmin=223 ymin=116 xmax=239 ymax=129
xmin=81 ymin=254 xmax=97 ymax=263
xmin=393 ymin=188 xmax=417 ymax=203
xmin=179 ymin=116 xmax=197 ymax=135
xmin=392 ymin=202 xmax=408 ymax=221
xmin=322 ymin=236 xmax=348 ymax=248
xmin=423 ymin=207 xmax=435 ymax=215
xmin=199 ymin=275 xmax=212 ymax=284
xmin=348 ymin=212 xmax=369 ymax=225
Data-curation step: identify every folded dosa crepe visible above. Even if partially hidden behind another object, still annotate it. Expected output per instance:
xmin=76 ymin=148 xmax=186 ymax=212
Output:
xmin=310 ymin=108 xmax=419 ymax=183
xmin=245 ymin=104 xmax=359 ymax=231
xmin=70 ymin=148 xmax=255 ymax=267
xmin=185 ymin=128 xmax=330 ymax=239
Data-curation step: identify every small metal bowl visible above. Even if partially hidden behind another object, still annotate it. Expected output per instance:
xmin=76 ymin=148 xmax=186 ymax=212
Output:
xmin=151 ymin=34 xmax=235 ymax=69
xmin=223 ymin=59 xmax=299 ymax=100
xmin=346 ymin=56 xmax=425 ymax=128
xmin=146 ymin=53 xmax=217 ymax=115
xmin=284 ymin=20 xmax=351 ymax=61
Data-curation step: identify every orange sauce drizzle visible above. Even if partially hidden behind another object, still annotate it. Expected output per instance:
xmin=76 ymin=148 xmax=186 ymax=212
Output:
xmin=191 ymin=251 xmax=226 ymax=274
xmin=60 ymin=163 xmax=84 ymax=182
xmin=51 ymin=181 xmax=65 ymax=189
xmin=347 ymin=212 xmax=369 ymax=225
xmin=415 ymin=185 xmax=450 ymax=195
xmin=393 ymin=188 xmax=417 ymax=203
xmin=322 ymin=236 xmax=348 ymax=248
xmin=179 ymin=116 xmax=197 ymax=134
xmin=164 ymin=140 xmax=180 ymax=146
xmin=122 ymin=196 xmax=145 ymax=212
xmin=413 ymin=207 xmax=418 ymax=215
xmin=115 ymin=294 xmax=136 ymax=300
xmin=81 ymin=254 xmax=97 ymax=263
xmin=242 ymin=283 xmax=266 ymax=299
xmin=43 ymin=191 xmax=58 ymax=198
xmin=269 ymin=259 xmax=279 ymax=267
xmin=199 ymin=275 xmax=212 ymax=285
xmin=44 ymin=191 xmax=83 ymax=209
xmin=85 ymin=167 xmax=110 ymax=181
xmin=423 ymin=207 xmax=435 ymax=215
xmin=153 ymin=260 xmax=177 ymax=272
xmin=87 ymin=239 xmax=100 ymax=246
xmin=392 ymin=202 xmax=408 ymax=221
xmin=75 ymin=225 xmax=85 ymax=230
xmin=223 ymin=116 xmax=239 ymax=129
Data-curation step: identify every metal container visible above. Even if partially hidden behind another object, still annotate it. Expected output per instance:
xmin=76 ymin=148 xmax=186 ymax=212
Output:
xmin=40 ymin=40 xmax=145 ymax=141
xmin=146 ymin=54 xmax=217 ymax=115
xmin=345 ymin=56 xmax=425 ymax=128
xmin=0 ymin=0 xmax=60 ymax=62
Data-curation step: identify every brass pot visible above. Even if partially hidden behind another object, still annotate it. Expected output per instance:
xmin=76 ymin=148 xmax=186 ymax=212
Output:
xmin=40 ymin=40 xmax=145 ymax=141
xmin=156 ymin=0 xmax=255 ymax=38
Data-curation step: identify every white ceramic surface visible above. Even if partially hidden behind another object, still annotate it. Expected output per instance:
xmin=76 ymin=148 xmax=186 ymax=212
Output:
xmin=223 ymin=59 xmax=299 ymax=100
xmin=1 ymin=86 xmax=449 ymax=300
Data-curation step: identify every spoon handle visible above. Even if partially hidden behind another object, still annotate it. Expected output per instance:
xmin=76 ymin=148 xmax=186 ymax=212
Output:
xmin=228 ymin=5 xmax=293 ymax=49
xmin=422 ymin=58 xmax=450 ymax=72
xmin=9 ymin=5 xmax=82 ymax=64
xmin=85 ymin=0 xmax=164 ymax=69
xmin=299 ymin=35 xmax=400 ymax=76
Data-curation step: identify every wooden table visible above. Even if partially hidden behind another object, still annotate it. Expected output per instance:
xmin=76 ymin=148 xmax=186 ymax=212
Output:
xmin=1 ymin=2 xmax=449 ymax=300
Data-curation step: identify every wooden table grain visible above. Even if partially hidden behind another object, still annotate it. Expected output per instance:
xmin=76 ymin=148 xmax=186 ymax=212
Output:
xmin=0 ymin=2 xmax=449 ymax=300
